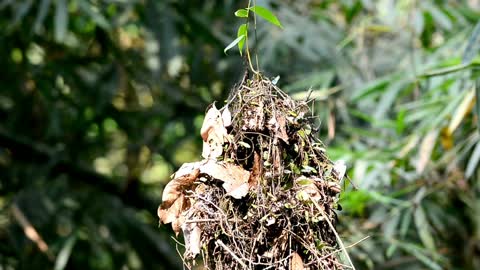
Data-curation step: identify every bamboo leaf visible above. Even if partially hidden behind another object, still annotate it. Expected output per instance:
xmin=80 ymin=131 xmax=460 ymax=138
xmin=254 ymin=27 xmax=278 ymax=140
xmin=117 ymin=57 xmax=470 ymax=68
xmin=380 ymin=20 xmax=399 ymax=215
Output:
xmin=476 ymin=76 xmax=480 ymax=131
xmin=397 ymin=242 xmax=442 ymax=270
xmin=463 ymin=21 xmax=480 ymax=64
xmin=224 ymin=35 xmax=245 ymax=55
xmin=54 ymin=0 xmax=68 ymax=42
xmin=248 ymin=6 xmax=282 ymax=28
xmin=447 ymin=87 xmax=475 ymax=135
xmin=466 ymin=141 xmax=480 ymax=178
xmin=235 ymin=9 xmax=248 ymax=18
xmin=33 ymin=0 xmax=51 ymax=34
xmin=414 ymin=205 xmax=436 ymax=251
xmin=78 ymin=0 xmax=110 ymax=29
xmin=237 ymin=24 xmax=247 ymax=56
xmin=420 ymin=62 xmax=475 ymax=78
xmin=54 ymin=235 xmax=77 ymax=270
xmin=416 ymin=130 xmax=438 ymax=174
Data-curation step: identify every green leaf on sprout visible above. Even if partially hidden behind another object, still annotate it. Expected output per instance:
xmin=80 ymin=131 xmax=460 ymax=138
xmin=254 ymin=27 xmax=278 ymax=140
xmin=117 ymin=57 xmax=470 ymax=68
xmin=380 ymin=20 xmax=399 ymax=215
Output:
xmin=237 ymin=24 xmax=247 ymax=56
xmin=235 ymin=9 xmax=248 ymax=18
xmin=248 ymin=5 xmax=283 ymax=28
xmin=224 ymin=34 xmax=246 ymax=55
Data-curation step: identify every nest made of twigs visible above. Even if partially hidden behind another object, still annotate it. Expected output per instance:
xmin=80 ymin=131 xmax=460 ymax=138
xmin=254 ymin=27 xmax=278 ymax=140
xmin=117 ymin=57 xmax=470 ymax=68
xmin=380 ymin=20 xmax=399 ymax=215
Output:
xmin=158 ymin=73 xmax=347 ymax=270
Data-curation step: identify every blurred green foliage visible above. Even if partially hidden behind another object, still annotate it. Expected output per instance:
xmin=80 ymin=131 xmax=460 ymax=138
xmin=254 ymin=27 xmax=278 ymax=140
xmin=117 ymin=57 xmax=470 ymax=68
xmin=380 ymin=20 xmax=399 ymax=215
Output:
xmin=2 ymin=0 xmax=480 ymax=269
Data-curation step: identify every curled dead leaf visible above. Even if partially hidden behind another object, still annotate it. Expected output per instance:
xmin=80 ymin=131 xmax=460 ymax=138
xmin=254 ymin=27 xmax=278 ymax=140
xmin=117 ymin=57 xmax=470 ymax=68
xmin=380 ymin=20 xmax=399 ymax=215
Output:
xmin=201 ymin=161 xmax=251 ymax=199
xmin=158 ymin=169 xmax=200 ymax=234
xmin=201 ymin=104 xmax=229 ymax=159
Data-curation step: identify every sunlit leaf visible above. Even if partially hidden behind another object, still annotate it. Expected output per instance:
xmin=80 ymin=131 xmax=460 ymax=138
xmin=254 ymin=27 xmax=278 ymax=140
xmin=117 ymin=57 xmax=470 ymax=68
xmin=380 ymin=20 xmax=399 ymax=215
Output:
xmin=447 ymin=87 xmax=474 ymax=135
xmin=237 ymin=24 xmax=247 ymax=56
xmin=224 ymin=34 xmax=245 ymax=55
xmin=416 ymin=130 xmax=438 ymax=174
xmin=54 ymin=235 xmax=77 ymax=270
xmin=235 ymin=9 xmax=248 ymax=18
xmin=248 ymin=5 xmax=282 ymax=28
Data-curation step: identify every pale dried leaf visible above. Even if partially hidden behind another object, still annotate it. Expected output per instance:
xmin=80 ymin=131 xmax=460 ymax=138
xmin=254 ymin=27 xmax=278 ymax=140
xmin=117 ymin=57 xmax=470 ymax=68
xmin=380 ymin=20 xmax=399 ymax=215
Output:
xmin=201 ymin=104 xmax=222 ymax=141
xmin=182 ymin=221 xmax=201 ymax=257
xmin=201 ymin=161 xmax=251 ymax=199
xmin=173 ymin=162 xmax=203 ymax=178
xmin=222 ymin=106 xmax=232 ymax=127
xmin=291 ymin=252 xmax=304 ymax=270
xmin=416 ymin=130 xmax=438 ymax=174
xmin=201 ymin=104 xmax=228 ymax=159
xmin=447 ymin=87 xmax=475 ymax=135
xmin=333 ymin=160 xmax=346 ymax=180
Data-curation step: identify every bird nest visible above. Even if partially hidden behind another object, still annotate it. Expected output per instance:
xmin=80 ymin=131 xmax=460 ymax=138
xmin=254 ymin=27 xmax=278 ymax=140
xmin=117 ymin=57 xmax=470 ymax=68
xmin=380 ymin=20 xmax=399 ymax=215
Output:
xmin=158 ymin=74 xmax=347 ymax=269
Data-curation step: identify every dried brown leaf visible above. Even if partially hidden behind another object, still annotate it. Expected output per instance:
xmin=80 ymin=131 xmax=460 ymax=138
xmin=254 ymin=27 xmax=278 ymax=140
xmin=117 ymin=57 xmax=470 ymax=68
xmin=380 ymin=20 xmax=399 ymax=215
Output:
xmin=162 ymin=169 xmax=200 ymax=205
xmin=249 ymin=152 xmax=262 ymax=187
xmin=158 ymin=193 xmax=186 ymax=235
xmin=276 ymin=115 xmax=289 ymax=144
xmin=291 ymin=252 xmax=304 ymax=270
xmin=416 ymin=130 xmax=438 ymax=174
xmin=201 ymin=161 xmax=250 ymax=199
xmin=201 ymin=105 xmax=229 ymax=159
xmin=158 ymin=169 xmax=200 ymax=234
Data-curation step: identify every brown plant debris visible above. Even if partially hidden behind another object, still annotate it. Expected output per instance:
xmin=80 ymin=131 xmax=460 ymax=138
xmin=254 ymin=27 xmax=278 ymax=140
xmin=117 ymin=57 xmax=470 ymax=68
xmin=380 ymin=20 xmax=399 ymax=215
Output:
xmin=158 ymin=74 xmax=347 ymax=269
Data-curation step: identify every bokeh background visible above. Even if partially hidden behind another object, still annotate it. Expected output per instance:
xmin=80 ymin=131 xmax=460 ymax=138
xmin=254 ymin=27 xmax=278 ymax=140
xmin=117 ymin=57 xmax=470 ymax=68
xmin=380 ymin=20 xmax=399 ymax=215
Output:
xmin=2 ymin=0 xmax=480 ymax=269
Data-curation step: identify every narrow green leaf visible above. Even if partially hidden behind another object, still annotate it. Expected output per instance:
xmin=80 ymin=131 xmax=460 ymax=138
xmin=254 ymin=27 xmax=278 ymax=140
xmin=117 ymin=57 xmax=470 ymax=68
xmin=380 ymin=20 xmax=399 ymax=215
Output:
xmin=374 ymin=80 xmax=406 ymax=119
xmin=400 ymin=207 xmax=413 ymax=238
xmin=414 ymin=206 xmax=436 ymax=251
xmin=475 ymin=76 xmax=480 ymax=131
xmin=248 ymin=5 xmax=282 ymax=28
xmin=33 ymin=0 xmax=51 ymax=34
xmin=78 ymin=0 xmax=110 ymax=29
xmin=462 ymin=21 xmax=480 ymax=64
xmin=12 ymin=0 xmax=33 ymax=26
xmin=351 ymin=74 xmax=399 ymax=102
xmin=237 ymin=24 xmax=247 ymax=56
xmin=420 ymin=62 xmax=474 ymax=78
xmin=224 ymin=35 xmax=245 ymax=55
xmin=235 ymin=9 xmax=248 ymax=18
xmin=466 ymin=141 xmax=480 ymax=178
xmin=397 ymin=242 xmax=442 ymax=270
xmin=54 ymin=0 xmax=68 ymax=42
xmin=54 ymin=235 xmax=77 ymax=270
